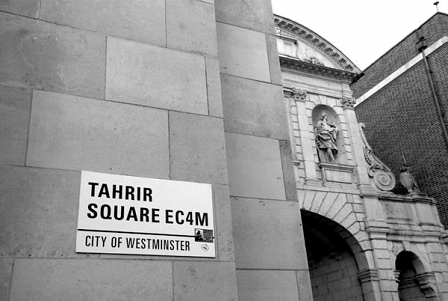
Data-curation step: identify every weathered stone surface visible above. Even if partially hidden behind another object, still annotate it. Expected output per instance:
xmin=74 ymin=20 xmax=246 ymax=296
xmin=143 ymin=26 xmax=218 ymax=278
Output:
xmin=236 ymin=270 xmax=300 ymax=301
xmin=206 ymin=57 xmax=224 ymax=117
xmin=217 ymin=23 xmax=270 ymax=82
xmin=0 ymin=12 xmax=106 ymax=99
xmin=225 ymin=133 xmax=286 ymax=200
xmin=0 ymin=166 xmax=81 ymax=257
xmin=174 ymin=261 xmax=237 ymax=301
xmin=27 ymin=90 xmax=169 ymax=178
xmin=279 ymin=140 xmax=299 ymax=202
xmin=221 ymin=74 xmax=288 ymax=140
xmin=10 ymin=259 xmax=172 ymax=301
xmin=170 ymin=112 xmax=228 ymax=184
xmin=231 ymin=198 xmax=306 ymax=269
xmin=40 ymin=0 xmax=166 ymax=47
xmin=0 ymin=0 xmax=39 ymax=18
xmin=214 ymin=184 xmax=235 ymax=261
xmin=296 ymin=270 xmax=314 ymax=301
xmin=106 ymin=37 xmax=208 ymax=115
xmin=215 ymin=0 xmax=274 ymax=34
xmin=0 ymin=259 xmax=13 ymax=301
xmin=0 ymin=85 xmax=31 ymax=165
xmin=167 ymin=0 xmax=217 ymax=55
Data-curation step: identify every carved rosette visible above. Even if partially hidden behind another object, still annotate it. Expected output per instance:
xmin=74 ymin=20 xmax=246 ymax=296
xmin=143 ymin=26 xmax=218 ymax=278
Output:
xmin=292 ymin=88 xmax=307 ymax=101
xmin=359 ymin=123 xmax=396 ymax=191
xmin=340 ymin=97 xmax=356 ymax=109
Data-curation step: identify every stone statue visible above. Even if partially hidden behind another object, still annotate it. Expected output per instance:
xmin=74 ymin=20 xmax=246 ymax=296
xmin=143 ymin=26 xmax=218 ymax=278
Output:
xmin=315 ymin=113 xmax=339 ymax=162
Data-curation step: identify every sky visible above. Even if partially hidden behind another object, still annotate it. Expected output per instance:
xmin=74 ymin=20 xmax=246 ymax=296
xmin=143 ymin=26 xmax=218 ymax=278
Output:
xmin=271 ymin=0 xmax=447 ymax=70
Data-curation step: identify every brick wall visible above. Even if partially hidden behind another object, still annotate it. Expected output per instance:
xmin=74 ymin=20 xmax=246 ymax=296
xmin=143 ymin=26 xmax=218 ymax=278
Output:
xmin=354 ymin=44 xmax=448 ymax=227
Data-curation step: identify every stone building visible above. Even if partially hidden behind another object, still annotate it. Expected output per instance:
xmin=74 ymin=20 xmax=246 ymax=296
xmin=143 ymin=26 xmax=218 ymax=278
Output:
xmin=352 ymin=12 xmax=448 ymax=229
xmin=1 ymin=1 xmax=448 ymax=301
xmin=275 ymin=14 xmax=448 ymax=301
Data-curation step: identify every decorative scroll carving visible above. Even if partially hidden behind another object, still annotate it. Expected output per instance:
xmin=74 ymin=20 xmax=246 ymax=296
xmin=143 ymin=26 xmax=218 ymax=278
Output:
xmin=292 ymin=88 xmax=307 ymax=101
xmin=359 ymin=123 xmax=396 ymax=191
xmin=341 ymin=96 xmax=356 ymax=109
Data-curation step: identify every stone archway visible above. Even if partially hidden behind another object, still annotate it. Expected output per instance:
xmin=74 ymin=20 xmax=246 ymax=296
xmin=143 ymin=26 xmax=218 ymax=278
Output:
xmin=396 ymin=251 xmax=439 ymax=301
xmin=301 ymin=210 xmax=365 ymax=301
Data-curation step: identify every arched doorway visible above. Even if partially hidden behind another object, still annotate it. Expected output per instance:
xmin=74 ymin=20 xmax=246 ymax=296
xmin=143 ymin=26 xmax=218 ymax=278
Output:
xmin=302 ymin=210 xmax=364 ymax=301
xmin=396 ymin=251 xmax=438 ymax=301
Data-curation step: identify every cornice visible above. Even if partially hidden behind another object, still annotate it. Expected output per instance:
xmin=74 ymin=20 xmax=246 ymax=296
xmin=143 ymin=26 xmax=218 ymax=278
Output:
xmin=274 ymin=14 xmax=361 ymax=74
xmin=280 ymin=56 xmax=358 ymax=81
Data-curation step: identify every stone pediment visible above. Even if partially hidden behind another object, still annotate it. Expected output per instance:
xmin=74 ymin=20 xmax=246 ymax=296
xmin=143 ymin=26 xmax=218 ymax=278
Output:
xmin=274 ymin=14 xmax=361 ymax=74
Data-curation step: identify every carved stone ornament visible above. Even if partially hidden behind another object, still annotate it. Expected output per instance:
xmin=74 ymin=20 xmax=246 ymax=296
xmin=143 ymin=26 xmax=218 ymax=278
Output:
xmin=340 ymin=97 xmax=356 ymax=109
xmin=415 ymin=273 xmax=439 ymax=299
xmin=292 ymin=88 xmax=307 ymax=101
xmin=359 ymin=123 xmax=396 ymax=191
xmin=306 ymin=56 xmax=325 ymax=66
xmin=399 ymin=163 xmax=423 ymax=195
xmin=315 ymin=113 xmax=339 ymax=162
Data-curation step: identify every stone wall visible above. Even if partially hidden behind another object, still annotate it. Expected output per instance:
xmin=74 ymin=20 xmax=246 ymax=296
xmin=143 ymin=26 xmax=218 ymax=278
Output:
xmin=0 ymin=1 xmax=238 ymax=300
xmin=310 ymin=249 xmax=363 ymax=301
xmin=215 ymin=0 xmax=313 ymax=300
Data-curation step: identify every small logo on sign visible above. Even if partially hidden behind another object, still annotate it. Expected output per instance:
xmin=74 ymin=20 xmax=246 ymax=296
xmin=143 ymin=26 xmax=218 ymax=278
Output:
xmin=195 ymin=228 xmax=214 ymax=243
xmin=201 ymin=244 xmax=209 ymax=251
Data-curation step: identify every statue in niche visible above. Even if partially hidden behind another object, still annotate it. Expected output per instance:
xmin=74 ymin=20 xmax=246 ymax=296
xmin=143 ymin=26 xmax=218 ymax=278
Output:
xmin=315 ymin=113 xmax=339 ymax=162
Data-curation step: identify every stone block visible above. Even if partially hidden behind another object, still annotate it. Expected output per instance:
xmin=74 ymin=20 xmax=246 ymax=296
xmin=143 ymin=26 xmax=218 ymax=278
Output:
xmin=296 ymin=270 xmax=314 ymax=301
xmin=106 ymin=37 xmax=208 ymax=115
xmin=0 ymin=85 xmax=31 ymax=165
xmin=0 ymin=259 xmax=13 ymax=301
xmin=0 ymin=12 xmax=106 ymax=99
xmin=266 ymin=33 xmax=282 ymax=84
xmin=166 ymin=0 xmax=217 ymax=55
xmin=214 ymin=184 xmax=235 ymax=261
xmin=225 ymin=133 xmax=285 ymax=200
xmin=174 ymin=261 xmax=237 ymax=301
xmin=205 ymin=57 xmax=223 ymax=117
xmin=236 ymin=270 xmax=300 ymax=301
xmin=0 ymin=0 xmax=39 ymax=18
xmin=27 ymin=90 xmax=169 ymax=178
xmin=217 ymin=23 xmax=270 ymax=82
xmin=215 ymin=0 xmax=274 ymax=34
xmin=325 ymin=193 xmax=348 ymax=218
xmin=221 ymin=74 xmax=289 ymax=140
xmin=231 ymin=198 xmax=306 ymax=269
xmin=40 ymin=0 xmax=166 ymax=47
xmin=0 ymin=166 xmax=81 ymax=257
xmin=10 ymin=259 xmax=172 ymax=301
xmin=279 ymin=140 xmax=299 ymax=202
xmin=170 ymin=112 xmax=228 ymax=184
xmin=415 ymin=202 xmax=438 ymax=225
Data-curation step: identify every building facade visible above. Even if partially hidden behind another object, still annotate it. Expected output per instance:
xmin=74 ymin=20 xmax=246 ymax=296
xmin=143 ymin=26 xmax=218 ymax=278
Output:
xmin=1 ymin=1 xmax=448 ymax=301
xmin=275 ymin=14 xmax=448 ymax=301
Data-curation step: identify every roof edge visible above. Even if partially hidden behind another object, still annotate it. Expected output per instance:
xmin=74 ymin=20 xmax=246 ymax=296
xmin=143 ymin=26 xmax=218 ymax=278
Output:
xmin=274 ymin=14 xmax=361 ymax=74
xmin=362 ymin=12 xmax=448 ymax=72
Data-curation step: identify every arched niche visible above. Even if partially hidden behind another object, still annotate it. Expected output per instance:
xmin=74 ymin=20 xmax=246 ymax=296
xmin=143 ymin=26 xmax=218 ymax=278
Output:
xmin=395 ymin=251 xmax=439 ymax=300
xmin=312 ymin=105 xmax=347 ymax=164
